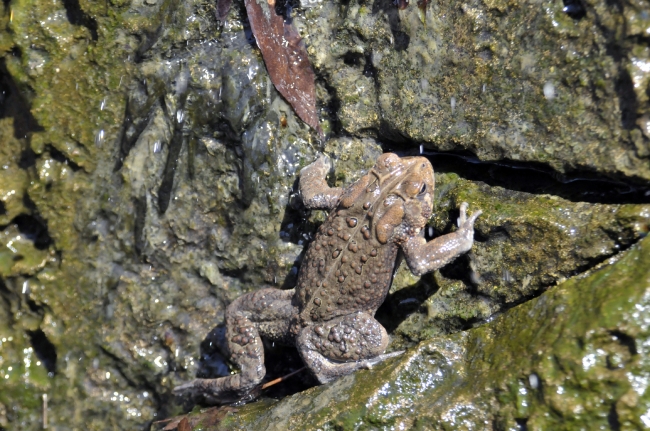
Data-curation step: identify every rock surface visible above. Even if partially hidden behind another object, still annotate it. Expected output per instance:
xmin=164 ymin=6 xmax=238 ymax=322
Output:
xmin=0 ymin=0 xmax=649 ymax=429
xmin=201 ymin=234 xmax=650 ymax=430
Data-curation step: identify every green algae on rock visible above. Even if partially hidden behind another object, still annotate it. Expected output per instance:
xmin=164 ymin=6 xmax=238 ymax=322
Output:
xmin=198 ymin=235 xmax=650 ymax=431
xmin=387 ymin=172 xmax=650 ymax=344
xmin=299 ymin=0 xmax=650 ymax=181
xmin=1 ymin=0 xmax=650 ymax=427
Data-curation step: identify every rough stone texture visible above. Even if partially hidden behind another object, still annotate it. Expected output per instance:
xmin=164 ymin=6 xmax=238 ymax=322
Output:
xmin=189 ymin=234 xmax=650 ymax=430
xmin=386 ymin=173 xmax=650 ymax=344
xmin=0 ymin=0 xmax=649 ymax=429
xmin=301 ymin=0 xmax=650 ymax=181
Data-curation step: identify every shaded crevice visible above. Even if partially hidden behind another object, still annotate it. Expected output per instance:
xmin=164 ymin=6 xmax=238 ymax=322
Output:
xmin=343 ymin=51 xmax=365 ymax=67
xmin=317 ymin=74 xmax=344 ymax=138
xmin=133 ymin=196 xmax=147 ymax=256
xmin=12 ymin=212 xmax=53 ymax=250
xmin=134 ymin=24 xmax=164 ymax=63
xmin=274 ymin=0 xmax=300 ymax=22
xmin=157 ymin=120 xmax=185 ymax=214
xmin=591 ymin=8 xmax=640 ymax=133
xmin=341 ymin=51 xmax=378 ymax=83
xmin=61 ymin=0 xmax=98 ymax=40
xmin=371 ymin=0 xmax=410 ymax=51
xmin=363 ymin=53 xmax=378 ymax=82
xmin=27 ymin=329 xmax=57 ymax=375
xmin=115 ymin=82 xmax=163 ymax=172
xmin=375 ymin=274 xmax=438 ymax=333
xmin=562 ymin=0 xmax=586 ymax=20
xmin=0 ymin=59 xmax=43 ymax=139
xmin=515 ymin=418 xmax=528 ymax=431
xmin=609 ymin=330 xmax=638 ymax=356
xmin=18 ymin=147 xmax=37 ymax=169
xmin=156 ymin=89 xmax=188 ymax=214
xmin=615 ymin=69 xmax=638 ymax=130
xmin=46 ymin=145 xmax=82 ymax=171
xmin=608 ymin=403 xmax=621 ymax=431
xmin=10 ymin=193 xmax=54 ymax=250
xmin=388 ymin=148 xmax=650 ymax=204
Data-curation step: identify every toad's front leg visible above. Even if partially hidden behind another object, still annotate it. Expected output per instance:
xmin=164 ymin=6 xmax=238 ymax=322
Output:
xmin=299 ymin=155 xmax=343 ymax=210
xmin=402 ymin=202 xmax=482 ymax=276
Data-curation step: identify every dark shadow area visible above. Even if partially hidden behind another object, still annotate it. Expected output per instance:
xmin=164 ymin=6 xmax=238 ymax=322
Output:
xmin=592 ymin=7 xmax=641 ymax=133
xmin=133 ymin=195 xmax=147 ymax=256
xmin=386 ymin=147 xmax=650 ymax=204
xmin=18 ymin=147 xmax=37 ymax=169
xmin=115 ymin=80 xmax=164 ymax=172
xmin=609 ymin=330 xmax=638 ymax=356
xmin=47 ymin=145 xmax=81 ymax=171
xmin=515 ymin=418 xmax=529 ymax=431
xmin=61 ymin=0 xmax=98 ymax=40
xmin=158 ymin=124 xmax=184 ymax=214
xmin=187 ymin=324 xmax=316 ymax=408
xmin=158 ymin=90 xmax=190 ymax=214
xmin=261 ymin=342 xmax=317 ymax=399
xmin=608 ymin=403 xmax=621 ymax=431
xmin=318 ymin=75 xmax=344 ymax=138
xmin=375 ymin=274 xmax=438 ymax=333
xmin=13 ymin=210 xmax=53 ymax=250
xmin=27 ymin=329 xmax=57 ymax=375
xmin=372 ymin=0 xmax=410 ymax=51
xmin=0 ymin=58 xmax=43 ymax=139
xmin=615 ymin=69 xmax=638 ymax=130
xmin=134 ymin=24 xmax=164 ymax=63
xmin=363 ymin=53 xmax=378 ymax=80
xmin=243 ymin=17 xmax=257 ymax=48
xmin=343 ymin=51 xmax=364 ymax=67
xmin=274 ymin=0 xmax=300 ymax=22
xmin=562 ymin=0 xmax=586 ymax=19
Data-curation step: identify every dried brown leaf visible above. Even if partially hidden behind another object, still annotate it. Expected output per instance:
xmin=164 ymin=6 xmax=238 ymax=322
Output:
xmin=245 ymin=0 xmax=323 ymax=136
xmin=161 ymin=418 xmax=181 ymax=431
xmin=177 ymin=417 xmax=191 ymax=431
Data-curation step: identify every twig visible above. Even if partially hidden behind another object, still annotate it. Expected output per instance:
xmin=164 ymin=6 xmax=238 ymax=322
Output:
xmin=260 ymin=367 xmax=306 ymax=390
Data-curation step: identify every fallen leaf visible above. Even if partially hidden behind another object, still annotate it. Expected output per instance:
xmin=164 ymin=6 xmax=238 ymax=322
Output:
xmin=245 ymin=0 xmax=323 ymax=136
xmin=177 ymin=417 xmax=191 ymax=431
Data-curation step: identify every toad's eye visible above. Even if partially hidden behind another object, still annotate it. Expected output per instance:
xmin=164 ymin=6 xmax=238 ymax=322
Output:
xmin=418 ymin=183 xmax=427 ymax=195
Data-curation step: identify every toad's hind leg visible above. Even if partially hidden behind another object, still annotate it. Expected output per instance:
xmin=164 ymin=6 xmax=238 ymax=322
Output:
xmin=173 ymin=288 xmax=295 ymax=405
xmin=297 ymin=312 xmax=403 ymax=384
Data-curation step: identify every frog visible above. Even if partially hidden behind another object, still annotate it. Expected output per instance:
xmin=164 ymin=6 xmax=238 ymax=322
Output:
xmin=173 ymin=152 xmax=482 ymax=404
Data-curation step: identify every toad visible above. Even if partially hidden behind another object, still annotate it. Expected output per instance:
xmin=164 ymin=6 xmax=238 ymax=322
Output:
xmin=174 ymin=153 xmax=481 ymax=404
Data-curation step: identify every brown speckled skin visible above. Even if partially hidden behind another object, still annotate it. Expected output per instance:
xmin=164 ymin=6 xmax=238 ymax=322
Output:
xmin=173 ymin=153 xmax=481 ymax=404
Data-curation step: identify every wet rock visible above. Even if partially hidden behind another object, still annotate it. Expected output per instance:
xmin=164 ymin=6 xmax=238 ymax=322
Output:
xmin=0 ymin=119 xmax=30 ymax=226
xmin=1 ymin=0 xmax=650 ymax=428
xmin=299 ymin=0 xmax=650 ymax=180
xmin=202 ymin=235 xmax=650 ymax=430
xmin=387 ymin=173 xmax=650 ymax=343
